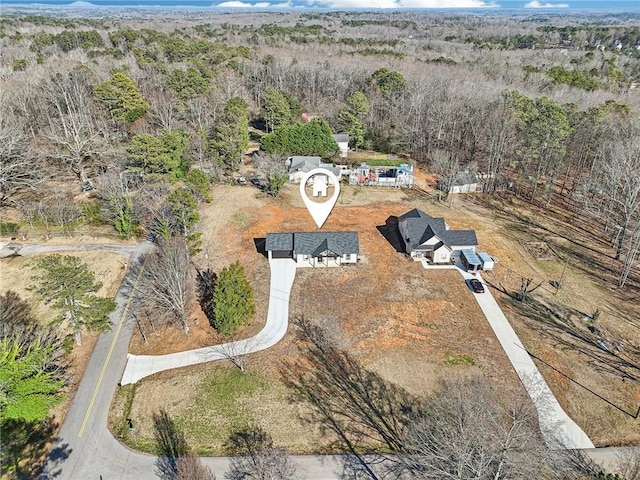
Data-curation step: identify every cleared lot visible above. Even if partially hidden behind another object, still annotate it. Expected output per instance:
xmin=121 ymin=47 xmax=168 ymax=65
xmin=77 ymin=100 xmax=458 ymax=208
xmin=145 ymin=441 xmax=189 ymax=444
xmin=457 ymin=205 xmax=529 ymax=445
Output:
xmin=113 ymin=179 xmax=639 ymax=452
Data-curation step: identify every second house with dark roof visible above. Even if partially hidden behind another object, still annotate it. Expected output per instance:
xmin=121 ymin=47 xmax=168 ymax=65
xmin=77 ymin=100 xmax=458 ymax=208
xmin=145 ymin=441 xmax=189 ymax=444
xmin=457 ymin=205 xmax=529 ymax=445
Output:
xmin=265 ymin=231 xmax=359 ymax=268
xmin=397 ymin=208 xmax=478 ymax=263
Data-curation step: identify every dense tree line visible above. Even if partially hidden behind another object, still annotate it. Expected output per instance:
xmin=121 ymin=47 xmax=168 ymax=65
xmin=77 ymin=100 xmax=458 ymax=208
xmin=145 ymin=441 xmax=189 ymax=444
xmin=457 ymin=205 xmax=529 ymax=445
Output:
xmin=0 ymin=11 xmax=638 ymax=288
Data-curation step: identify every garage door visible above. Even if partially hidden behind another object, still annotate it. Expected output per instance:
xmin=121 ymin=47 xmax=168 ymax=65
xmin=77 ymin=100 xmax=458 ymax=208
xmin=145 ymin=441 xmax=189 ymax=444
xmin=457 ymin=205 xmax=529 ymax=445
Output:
xmin=271 ymin=250 xmax=292 ymax=259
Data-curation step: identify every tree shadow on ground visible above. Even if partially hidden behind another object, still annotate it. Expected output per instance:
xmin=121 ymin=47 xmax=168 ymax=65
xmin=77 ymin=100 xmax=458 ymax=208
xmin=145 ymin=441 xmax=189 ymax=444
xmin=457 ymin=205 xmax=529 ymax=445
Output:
xmin=13 ymin=418 xmax=71 ymax=480
xmin=475 ymin=195 xmax=640 ymax=297
xmin=0 ymin=419 xmax=71 ymax=480
xmin=376 ymin=216 xmax=405 ymax=254
xmin=514 ymin=295 xmax=640 ymax=396
xmin=42 ymin=441 xmax=72 ymax=479
xmin=153 ymin=408 xmax=190 ymax=480
xmin=195 ymin=267 xmax=217 ymax=325
xmin=280 ymin=316 xmax=418 ymax=479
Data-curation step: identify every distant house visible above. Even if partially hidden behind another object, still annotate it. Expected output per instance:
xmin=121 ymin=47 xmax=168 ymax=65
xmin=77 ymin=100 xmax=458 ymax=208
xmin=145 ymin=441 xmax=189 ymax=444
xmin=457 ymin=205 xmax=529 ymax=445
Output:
xmin=286 ymin=156 xmax=342 ymax=184
xmin=332 ymin=134 xmax=350 ymax=158
xmin=349 ymin=162 xmax=414 ymax=188
xmin=265 ymin=232 xmax=359 ymax=267
xmin=437 ymin=171 xmax=480 ymax=194
xmin=397 ymin=208 xmax=478 ymax=263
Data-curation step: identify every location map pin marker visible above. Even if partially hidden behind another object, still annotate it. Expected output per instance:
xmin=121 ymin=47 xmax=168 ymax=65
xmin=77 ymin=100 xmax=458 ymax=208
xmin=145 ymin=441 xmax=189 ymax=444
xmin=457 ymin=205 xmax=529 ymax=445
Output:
xmin=300 ymin=168 xmax=341 ymax=229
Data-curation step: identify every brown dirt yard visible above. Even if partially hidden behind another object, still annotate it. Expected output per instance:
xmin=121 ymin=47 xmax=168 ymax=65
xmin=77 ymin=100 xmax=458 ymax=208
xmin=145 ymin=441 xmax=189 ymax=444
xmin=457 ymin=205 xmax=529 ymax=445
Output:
xmin=113 ymin=173 xmax=640 ymax=454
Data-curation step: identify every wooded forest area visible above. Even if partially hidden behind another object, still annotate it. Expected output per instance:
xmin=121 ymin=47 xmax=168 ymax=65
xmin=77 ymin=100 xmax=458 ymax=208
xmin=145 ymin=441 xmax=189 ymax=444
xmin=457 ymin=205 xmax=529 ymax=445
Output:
xmin=1 ymin=10 xmax=639 ymax=286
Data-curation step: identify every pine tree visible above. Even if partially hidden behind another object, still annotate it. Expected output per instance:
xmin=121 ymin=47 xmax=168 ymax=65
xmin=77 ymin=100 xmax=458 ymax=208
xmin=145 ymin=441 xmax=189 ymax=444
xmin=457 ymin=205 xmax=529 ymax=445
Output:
xmin=0 ymin=292 xmax=67 ymax=423
xmin=165 ymin=188 xmax=201 ymax=254
xmin=262 ymin=86 xmax=292 ymax=133
xmin=29 ymin=255 xmax=116 ymax=345
xmin=127 ymin=130 xmax=189 ymax=178
xmin=210 ymin=261 xmax=255 ymax=335
xmin=0 ymin=338 xmax=65 ymax=422
xmin=94 ymin=71 xmax=148 ymax=124
xmin=338 ymin=92 xmax=370 ymax=150
xmin=213 ymin=97 xmax=249 ymax=172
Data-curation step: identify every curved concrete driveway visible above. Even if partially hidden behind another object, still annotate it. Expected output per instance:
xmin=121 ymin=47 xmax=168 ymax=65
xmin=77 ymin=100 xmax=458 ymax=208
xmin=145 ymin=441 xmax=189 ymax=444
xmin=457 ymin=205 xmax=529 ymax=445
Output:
xmin=121 ymin=258 xmax=297 ymax=385
xmin=457 ymin=268 xmax=594 ymax=449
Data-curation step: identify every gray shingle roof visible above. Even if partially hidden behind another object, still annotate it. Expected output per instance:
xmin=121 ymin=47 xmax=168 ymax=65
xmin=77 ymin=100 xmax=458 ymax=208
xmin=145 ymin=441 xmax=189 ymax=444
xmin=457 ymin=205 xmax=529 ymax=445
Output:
xmin=289 ymin=156 xmax=322 ymax=172
xmin=265 ymin=233 xmax=293 ymax=251
xmin=265 ymin=232 xmax=359 ymax=255
xmin=399 ymin=208 xmax=477 ymax=249
xmin=440 ymin=229 xmax=478 ymax=247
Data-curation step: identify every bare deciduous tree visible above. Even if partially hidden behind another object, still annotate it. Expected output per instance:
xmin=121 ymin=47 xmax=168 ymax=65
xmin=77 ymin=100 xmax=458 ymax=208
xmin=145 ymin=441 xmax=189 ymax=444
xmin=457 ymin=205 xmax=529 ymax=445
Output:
xmin=254 ymin=153 xmax=288 ymax=197
xmin=224 ymin=425 xmax=296 ymax=480
xmin=47 ymin=194 xmax=82 ymax=236
xmin=216 ymin=334 xmax=259 ymax=372
xmin=0 ymin=115 xmax=47 ymax=205
xmin=399 ymin=377 xmax=582 ymax=480
xmin=97 ymin=170 xmax=136 ymax=238
xmin=43 ymin=68 xmax=113 ymax=185
xmin=590 ymin=118 xmax=640 ymax=285
xmin=431 ymin=148 xmax=460 ymax=204
xmin=616 ymin=447 xmax=640 ymax=480
xmin=174 ymin=455 xmax=216 ymax=480
xmin=132 ymin=179 xmax=171 ymax=235
xmin=141 ymin=236 xmax=192 ymax=334
xmin=282 ymin=316 xmax=590 ymax=480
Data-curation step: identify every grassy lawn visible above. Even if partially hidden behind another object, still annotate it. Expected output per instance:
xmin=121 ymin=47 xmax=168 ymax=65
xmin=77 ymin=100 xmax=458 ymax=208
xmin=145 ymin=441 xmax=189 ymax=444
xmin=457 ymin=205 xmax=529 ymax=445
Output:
xmin=110 ymin=364 xmax=308 ymax=456
xmin=179 ymin=368 xmax=268 ymax=451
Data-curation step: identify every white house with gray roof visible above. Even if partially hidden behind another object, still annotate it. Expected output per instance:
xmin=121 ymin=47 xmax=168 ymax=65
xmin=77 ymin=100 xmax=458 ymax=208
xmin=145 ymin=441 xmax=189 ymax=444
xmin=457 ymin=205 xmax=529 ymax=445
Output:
xmin=332 ymin=134 xmax=349 ymax=157
xmin=397 ymin=208 xmax=478 ymax=263
xmin=286 ymin=156 xmax=342 ymax=184
xmin=266 ymin=232 xmax=359 ymax=267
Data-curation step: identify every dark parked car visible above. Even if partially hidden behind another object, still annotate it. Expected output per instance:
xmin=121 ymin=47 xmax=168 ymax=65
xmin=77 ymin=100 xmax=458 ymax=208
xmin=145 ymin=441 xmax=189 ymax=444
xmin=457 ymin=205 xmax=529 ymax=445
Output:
xmin=469 ymin=278 xmax=485 ymax=294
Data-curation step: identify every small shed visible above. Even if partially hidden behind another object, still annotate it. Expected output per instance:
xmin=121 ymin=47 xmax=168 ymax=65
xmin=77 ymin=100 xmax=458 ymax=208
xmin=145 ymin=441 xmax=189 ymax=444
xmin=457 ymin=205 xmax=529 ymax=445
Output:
xmin=477 ymin=252 xmax=494 ymax=271
xmin=438 ymin=171 xmax=480 ymax=194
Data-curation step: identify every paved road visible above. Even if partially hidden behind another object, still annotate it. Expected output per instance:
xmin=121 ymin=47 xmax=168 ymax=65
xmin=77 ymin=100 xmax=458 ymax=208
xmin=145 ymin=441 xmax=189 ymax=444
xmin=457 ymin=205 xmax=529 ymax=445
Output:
xmin=41 ymin=241 xmax=153 ymax=480
xmin=457 ymin=268 xmax=594 ymax=449
xmin=0 ymin=241 xmax=141 ymax=258
xmin=121 ymin=258 xmax=297 ymax=385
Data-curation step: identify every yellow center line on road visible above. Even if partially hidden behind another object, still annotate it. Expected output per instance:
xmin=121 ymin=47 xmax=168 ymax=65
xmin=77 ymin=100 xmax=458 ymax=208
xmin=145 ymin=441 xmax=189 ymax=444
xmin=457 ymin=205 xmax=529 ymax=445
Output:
xmin=78 ymin=253 xmax=148 ymax=438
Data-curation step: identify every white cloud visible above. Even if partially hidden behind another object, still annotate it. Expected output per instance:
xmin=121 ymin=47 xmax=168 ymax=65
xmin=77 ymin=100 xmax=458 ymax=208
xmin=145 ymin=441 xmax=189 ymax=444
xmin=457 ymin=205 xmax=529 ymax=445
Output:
xmin=216 ymin=0 xmax=293 ymax=6
xmin=524 ymin=0 xmax=569 ymax=7
xmin=68 ymin=1 xmax=97 ymax=6
xmin=308 ymin=0 xmax=498 ymax=7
